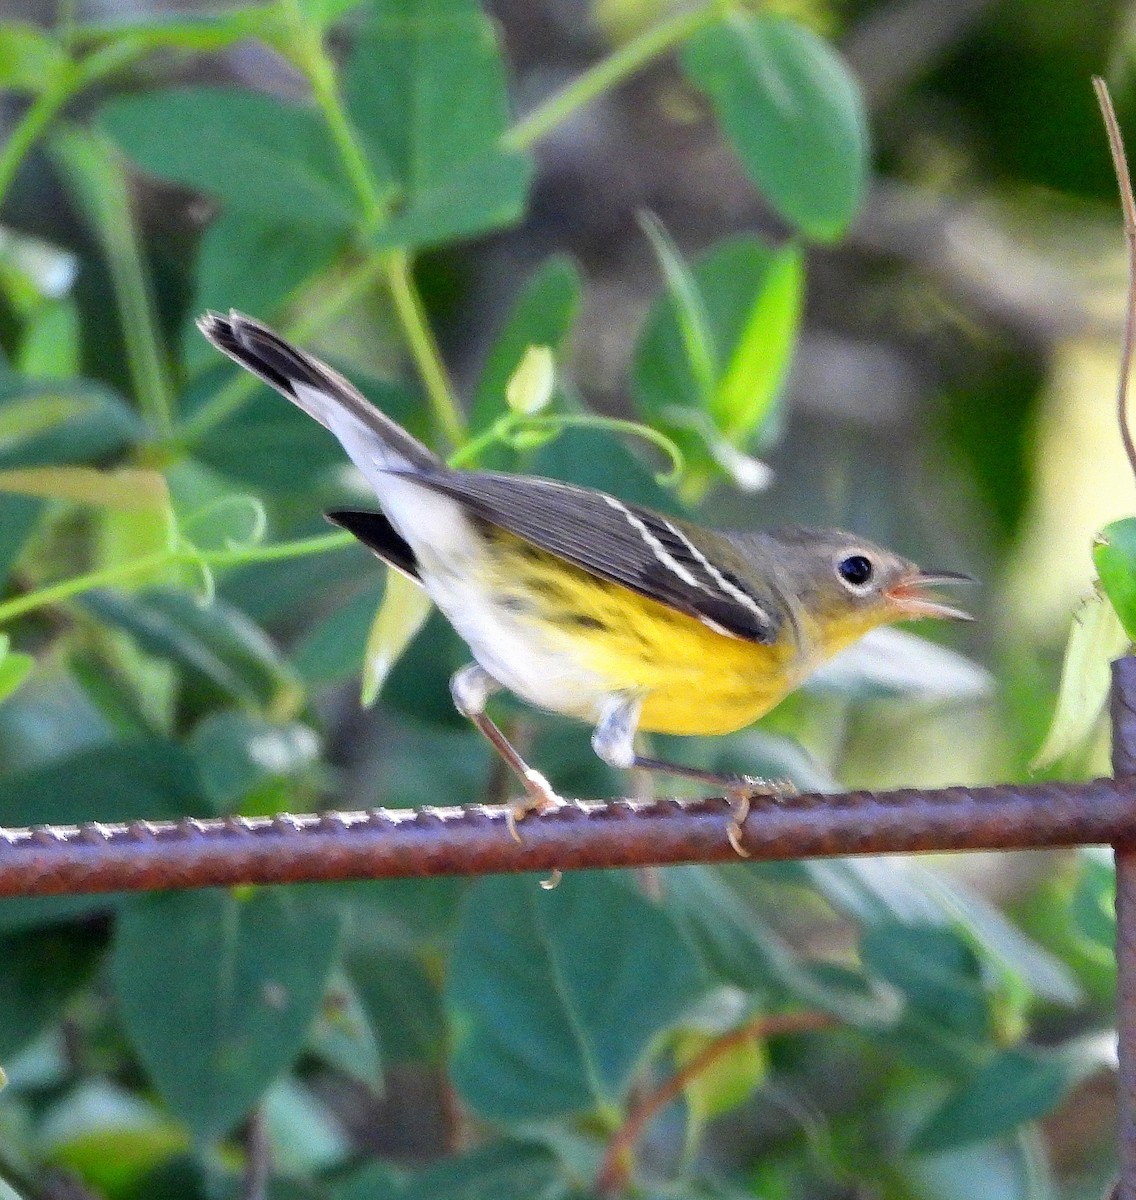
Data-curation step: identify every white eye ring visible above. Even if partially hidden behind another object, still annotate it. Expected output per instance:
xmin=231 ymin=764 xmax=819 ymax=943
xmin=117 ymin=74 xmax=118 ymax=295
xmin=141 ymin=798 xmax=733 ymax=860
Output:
xmin=836 ymin=552 xmax=875 ymax=592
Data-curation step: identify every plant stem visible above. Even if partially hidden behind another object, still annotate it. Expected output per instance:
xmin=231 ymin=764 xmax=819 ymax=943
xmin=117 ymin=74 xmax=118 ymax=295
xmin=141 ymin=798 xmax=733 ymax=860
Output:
xmin=0 ymin=39 xmax=147 ymax=212
xmin=280 ymin=0 xmax=465 ymax=449
xmin=594 ymin=1010 xmax=834 ymax=1196
xmin=384 ymin=251 xmax=466 ymax=448
xmin=202 ymin=529 xmax=354 ymax=570
xmin=0 ymin=75 xmax=73 ymax=210
xmin=0 ymin=531 xmax=356 ymax=627
xmin=296 ymin=19 xmax=386 ymax=221
xmin=0 ymin=552 xmax=171 ymax=626
xmin=51 ymin=126 xmax=175 ymax=436
xmin=1094 ymin=76 xmax=1136 ymax=486
xmin=186 ymin=1 xmax=720 ymax=450
xmin=503 ymin=4 xmax=719 ymax=152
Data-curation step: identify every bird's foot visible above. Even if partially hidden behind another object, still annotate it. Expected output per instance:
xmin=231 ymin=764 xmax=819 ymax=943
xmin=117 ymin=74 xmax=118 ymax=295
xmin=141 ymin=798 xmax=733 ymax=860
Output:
xmin=505 ymin=769 xmax=566 ymax=844
xmin=723 ymin=777 xmax=797 ymax=858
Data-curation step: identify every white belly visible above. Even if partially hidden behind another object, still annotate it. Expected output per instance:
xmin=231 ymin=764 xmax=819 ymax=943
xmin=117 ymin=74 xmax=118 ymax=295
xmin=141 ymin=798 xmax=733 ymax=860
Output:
xmin=428 ymin=569 xmax=613 ymax=721
xmin=370 ymin=472 xmax=613 ymax=721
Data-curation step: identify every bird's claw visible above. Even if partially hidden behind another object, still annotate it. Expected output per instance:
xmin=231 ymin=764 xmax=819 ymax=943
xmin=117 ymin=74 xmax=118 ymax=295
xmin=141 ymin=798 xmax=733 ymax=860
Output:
xmin=723 ymin=776 xmax=797 ymax=858
xmin=505 ymin=770 xmax=565 ymax=844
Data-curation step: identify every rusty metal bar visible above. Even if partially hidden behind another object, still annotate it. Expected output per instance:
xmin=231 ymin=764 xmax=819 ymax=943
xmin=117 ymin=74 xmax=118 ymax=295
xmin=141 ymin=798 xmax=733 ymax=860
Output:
xmin=1114 ymin=656 xmax=1136 ymax=1200
xmin=0 ymin=776 xmax=1134 ymax=899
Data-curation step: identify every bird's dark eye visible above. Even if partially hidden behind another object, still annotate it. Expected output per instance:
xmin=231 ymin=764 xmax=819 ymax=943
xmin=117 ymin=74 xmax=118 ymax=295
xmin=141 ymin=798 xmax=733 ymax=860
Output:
xmin=838 ymin=554 xmax=873 ymax=587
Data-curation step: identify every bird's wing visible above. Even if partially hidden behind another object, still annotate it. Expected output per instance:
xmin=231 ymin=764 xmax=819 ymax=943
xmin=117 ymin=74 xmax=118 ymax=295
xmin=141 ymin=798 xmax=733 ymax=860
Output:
xmin=398 ymin=470 xmax=781 ymax=644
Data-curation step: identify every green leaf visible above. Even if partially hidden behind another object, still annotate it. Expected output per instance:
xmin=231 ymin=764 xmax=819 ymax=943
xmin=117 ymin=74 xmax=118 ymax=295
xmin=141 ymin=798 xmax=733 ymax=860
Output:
xmin=447 ymin=871 xmax=707 ymax=1121
xmin=100 ymin=86 xmax=357 ymax=230
xmin=0 ymin=494 xmax=41 ymax=589
xmin=1095 ymin=516 xmax=1136 ymax=639
xmin=0 ymin=635 xmax=34 ymax=706
xmin=663 ymin=866 xmax=892 ymax=1027
xmin=334 ymin=1140 xmax=564 ymax=1200
xmin=638 ymin=214 xmax=717 ymax=406
xmin=0 ymin=740 xmax=204 ymax=932
xmin=471 ymin=255 xmax=582 ymax=436
xmin=182 ymin=213 xmax=343 ymax=369
xmin=293 ymin=581 xmax=385 ymax=687
xmin=348 ymin=946 xmax=445 ymax=1065
xmin=293 ymin=0 xmax=368 ymax=26
xmin=0 ymin=23 xmax=68 ymax=93
xmin=890 ymin=1094 xmax=1054 ymax=1200
xmin=0 ymin=925 xmax=103 ymax=1058
xmin=0 ymin=226 xmax=77 ymax=314
xmin=81 ymin=587 xmax=300 ymax=713
xmin=860 ymin=924 xmax=990 ymax=1074
xmin=910 ymin=1046 xmax=1096 ymax=1154
xmin=1071 ymin=848 xmax=1115 ymax=951
xmin=711 ymin=243 xmax=803 ymax=439
xmin=910 ymin=865 xmax=1082 ymax=1007
xmin=505 ymin=346 xmax=556 ymax=415
xmin=17 ymin=297 xmax=80 ymax=378
xmin=263 ymin=1077 xmax=353 ymax=1176
xmin=0 ymin=465 xmax=170 ymax=511
xmin=682 ymin=13 xmax=869 ymax=240
xmin=187 ymin=710 xmax=321 ymax=812
xmin=307 ymin=970 xmax=383 ymax=1088
xmin=1032 ymin=589 xmax=1127 ymax=769
xmin=632 ymin=234 xmax=802 ymax=494
xmin=343 ymin=875 xmax=466 ymax=954
xmin=345 ymin=0 xmax=533 ymax=247
xmin=49 ymin=125 xmax=175 ymax=434
xmin=0 ymin=376 xmax=142 ymax=469
xmin=113 ymin=886 xmax=344 ymax=1139
xmin=373 ymin=151 xmax=534 ymax=251
xmin=37 ymin=1080 xmax=189 ymax=1195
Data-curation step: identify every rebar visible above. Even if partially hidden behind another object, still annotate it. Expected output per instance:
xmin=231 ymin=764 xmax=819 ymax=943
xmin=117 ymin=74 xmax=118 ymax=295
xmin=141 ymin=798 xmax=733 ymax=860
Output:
xmin=1114 ymin=656 xmax=1136 ymax=1200
xmin=0 ymin=777 xmax=1134 ymax=899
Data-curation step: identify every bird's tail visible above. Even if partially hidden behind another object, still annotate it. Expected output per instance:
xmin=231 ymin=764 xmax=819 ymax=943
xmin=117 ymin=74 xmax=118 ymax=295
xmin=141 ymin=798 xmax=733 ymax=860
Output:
xmin=196 ymin=311 xmax=440 ymax=472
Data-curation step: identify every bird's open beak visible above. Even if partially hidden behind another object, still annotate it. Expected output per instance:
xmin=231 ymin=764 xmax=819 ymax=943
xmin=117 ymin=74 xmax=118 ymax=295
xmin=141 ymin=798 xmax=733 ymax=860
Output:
xmin=885 ymin=570 xmax=975 ymax=622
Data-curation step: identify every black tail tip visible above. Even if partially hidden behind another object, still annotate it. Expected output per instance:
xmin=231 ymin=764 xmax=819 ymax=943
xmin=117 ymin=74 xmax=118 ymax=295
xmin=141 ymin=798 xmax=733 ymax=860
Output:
xmin=196 ymin=309 xmax=237 ymax=350
xmin=197 ymin=309 xmax=266 ymax=347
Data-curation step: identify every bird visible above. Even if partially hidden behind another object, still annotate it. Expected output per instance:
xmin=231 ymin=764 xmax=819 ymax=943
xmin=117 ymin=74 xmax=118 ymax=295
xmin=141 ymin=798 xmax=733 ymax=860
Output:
xmin=198 ymin=310 xmax=971 ymax=853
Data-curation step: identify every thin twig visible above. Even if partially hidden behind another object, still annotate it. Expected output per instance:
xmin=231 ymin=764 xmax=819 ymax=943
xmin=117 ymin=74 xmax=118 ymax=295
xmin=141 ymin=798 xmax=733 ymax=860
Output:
xmin=1093 ymin=76 xmax=1136 ymax=485
xmin=240 ymin=1109 xmax=271 ymax=1200
xmin=594 ymin=1010 xmax=835 ymax=1195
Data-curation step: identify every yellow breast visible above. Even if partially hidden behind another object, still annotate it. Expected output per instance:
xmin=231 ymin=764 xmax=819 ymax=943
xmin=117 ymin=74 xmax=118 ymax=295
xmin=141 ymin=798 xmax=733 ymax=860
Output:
xmin=483 ymin=529 xmax=806 ymax=737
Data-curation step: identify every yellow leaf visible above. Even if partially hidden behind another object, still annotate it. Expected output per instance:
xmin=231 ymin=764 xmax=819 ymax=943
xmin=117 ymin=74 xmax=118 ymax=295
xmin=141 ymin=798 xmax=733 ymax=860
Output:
xmin=675 ymin=1027 xmax=767 ymax=1154
xmin=0 ymin=394 xmax=93 ymax=444
xmin=1032 ymin=590 xmax=1129 ymax=769
xmin=360 ymin=569 xmax=433 ymax=707
xmin=0 ymin=466 xmax=171 ymax=512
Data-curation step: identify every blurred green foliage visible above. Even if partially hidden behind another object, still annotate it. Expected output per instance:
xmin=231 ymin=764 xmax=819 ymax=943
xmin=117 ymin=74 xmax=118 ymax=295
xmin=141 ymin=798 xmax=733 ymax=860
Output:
xmin=0 ymin=0 xmax=1129 ymax=1198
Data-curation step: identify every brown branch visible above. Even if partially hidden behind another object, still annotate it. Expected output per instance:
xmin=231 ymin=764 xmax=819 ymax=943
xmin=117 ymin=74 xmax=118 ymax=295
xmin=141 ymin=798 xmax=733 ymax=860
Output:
xmin=240 ymin=1109 xmax=271 ymax=1200
xmin=1094 ymin=76 xmax=1136 ymax=486
xmin=594 ymin=1010 xmax=836 ymax=1196
xmin=2 ymin=780 xmax=1136 ymax=898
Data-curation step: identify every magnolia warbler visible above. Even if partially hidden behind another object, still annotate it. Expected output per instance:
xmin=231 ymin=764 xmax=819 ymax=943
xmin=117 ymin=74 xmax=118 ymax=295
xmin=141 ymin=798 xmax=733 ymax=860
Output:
xmin=199 ymin=312 xmax=970 ymax=853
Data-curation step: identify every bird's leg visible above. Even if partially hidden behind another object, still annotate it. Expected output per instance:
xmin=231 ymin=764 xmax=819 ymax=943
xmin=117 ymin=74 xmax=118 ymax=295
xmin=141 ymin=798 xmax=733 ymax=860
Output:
xmin=591 ymin=695 xmax=792 ymax=858
xmin=450 ymin=663 xmax=564 ymax=842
